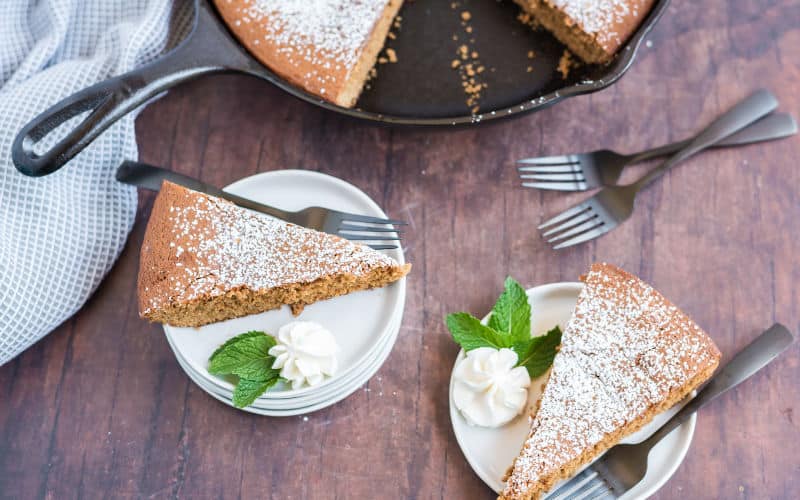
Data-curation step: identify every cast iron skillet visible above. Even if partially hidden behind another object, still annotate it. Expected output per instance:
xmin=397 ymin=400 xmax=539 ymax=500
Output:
xmin=12 ymin=0 xmax=670 ymax=177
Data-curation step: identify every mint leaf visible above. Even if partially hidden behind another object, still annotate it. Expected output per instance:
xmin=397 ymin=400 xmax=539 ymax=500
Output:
xmin=232 ymin=377 xmax=279 ymax=408
xmin=488 ymin=277 xmax=531 ymax=345
xmin=209 ymin=331 xmax=265 ymax=362
xmin=513 ymin=326 xmax=562 ymax=378
xmin=446 ymin=312 xmax=510 ymax=351
xmin=208 ymin=331 xmax=279 ymax=381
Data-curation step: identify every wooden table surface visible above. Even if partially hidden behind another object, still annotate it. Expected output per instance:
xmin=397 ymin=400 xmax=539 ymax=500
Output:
xmin=2 ymin=1 xmax=799 ymax=498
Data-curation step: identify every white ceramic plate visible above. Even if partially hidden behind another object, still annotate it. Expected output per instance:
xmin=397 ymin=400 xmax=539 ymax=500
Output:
xmin=176 ymin=313 xmax=401 ymax=416
xmin=167 ymin=303 xmax=402 ymax=410
xmin=449 ymin=282 xmax=696 ymax=499
xmin=165 ymin=291 xmax=403 ymax=406
xmin=164 ymin=170 xmax=406 ymax=400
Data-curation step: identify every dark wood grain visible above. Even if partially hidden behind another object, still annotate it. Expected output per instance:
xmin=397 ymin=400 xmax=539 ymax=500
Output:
xmin=2 ymin=1 xmax=799 ymax=498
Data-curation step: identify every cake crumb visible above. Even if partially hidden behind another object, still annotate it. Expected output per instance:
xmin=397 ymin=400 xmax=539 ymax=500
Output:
xmin=557 ymin=49 xmax=575 ymax=79
xmin=450 ymin=9 xmax=488 ymax=114
xmin=385 ymin=48 xmax=397 ymax=63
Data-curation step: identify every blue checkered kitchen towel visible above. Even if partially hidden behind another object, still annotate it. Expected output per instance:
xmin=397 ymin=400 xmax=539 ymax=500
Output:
xmin=0 ymin=1 xmax=193 ymax=365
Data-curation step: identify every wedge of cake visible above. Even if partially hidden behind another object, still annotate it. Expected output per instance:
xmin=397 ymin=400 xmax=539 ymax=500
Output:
xmin=501 ymin=263 xmax=720 ymax=500
xmin=213 ymin=0 xmax=404 ymax=108
xmin=138 ymin=181 xmax=410 ymax=327
xmin=515 ymin=0 xmax=656 ymax=63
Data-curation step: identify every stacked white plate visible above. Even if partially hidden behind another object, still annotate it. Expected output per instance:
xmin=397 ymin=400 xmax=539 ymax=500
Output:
xmin=163 ymin=170 xmax=407 ymax=416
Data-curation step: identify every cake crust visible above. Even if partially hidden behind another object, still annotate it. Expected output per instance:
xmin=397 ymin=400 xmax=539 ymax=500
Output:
xmin=138 ymin=181 xmax=410 ymax=327
xmin=213 ymin=0 xmax=404 ymax=107
xmin=500 ymin=263 xmax=721 ymax=500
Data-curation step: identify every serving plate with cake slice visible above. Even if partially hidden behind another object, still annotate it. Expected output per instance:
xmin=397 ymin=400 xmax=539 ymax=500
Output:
xmin=144 ymin=169 xmax=408 ymax=414
xmin=450 ymin=264 xmax=721 ymax=499
xmin=14 ymin=0 xmax=670 ymax=176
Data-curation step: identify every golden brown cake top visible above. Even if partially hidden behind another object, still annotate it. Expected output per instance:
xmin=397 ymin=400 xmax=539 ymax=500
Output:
xmin=137 ymin=181 xmax=398 ymax=317
xmin=548 ymin=0 xmax=654 ymax=54
xmin=502 ymin=263 xmax=720 ymax=499
xmin=213 ymin=0 xmax=393 ymax=102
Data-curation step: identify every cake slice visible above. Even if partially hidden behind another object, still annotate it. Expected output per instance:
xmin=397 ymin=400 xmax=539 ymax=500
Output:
xmin=501 ymin=263 xmax=720 ymax=500
xmin=515 ymin=0 xmax=656 ymax=63
xmin=138 ymin=181 xmax=410 ymax=327
xmin=213 ymin=0 xmax=404 ymax=108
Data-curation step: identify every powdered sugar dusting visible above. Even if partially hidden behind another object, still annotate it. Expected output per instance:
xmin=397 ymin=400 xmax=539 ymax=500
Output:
xmin=549 ymin=0 xmax=647 ymax=48
xmin=142 ymin=186 xmax=397 ymax=314
xmin=221 ymin=0 xmax=392 ymax=90
xmin=503 ymin=263 xmax=720 ymax=498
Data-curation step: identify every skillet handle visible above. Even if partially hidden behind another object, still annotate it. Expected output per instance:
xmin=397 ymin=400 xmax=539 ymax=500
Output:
xmin=11 ymin=1 xmax=257 ymax=177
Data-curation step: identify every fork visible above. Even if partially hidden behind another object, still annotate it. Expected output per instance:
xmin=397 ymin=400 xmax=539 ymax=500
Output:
xmin=518 ymin=111 xmax=796 ymax=191
xmin=116 ymin=160 xmax=405 ymax=250
xmin=543 ymin=323 xmax=795 ymax=500
xmin=538 ymin=89 xmax=778 ymax=249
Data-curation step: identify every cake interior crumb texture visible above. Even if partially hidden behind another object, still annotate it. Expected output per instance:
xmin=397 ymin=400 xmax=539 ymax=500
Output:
xmin=137 ymin=181 xmax=410 ymax=327
xmin=213 ymin=0 xmax=404 ymax=108
xmin=500 ymin=263 xmax=721 ymax=500
xmin=516 ymin=0 xmax=655 ymax=64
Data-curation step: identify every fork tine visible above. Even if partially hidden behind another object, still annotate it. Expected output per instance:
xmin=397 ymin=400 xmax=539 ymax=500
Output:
xmin=546 ymin=470 xmax=600 ymax=500
xmin=339 ymin=224 xmax=402 ymax=233
xmin=516 ymin=155 xmax=577 ymax=166
xmin=541 ymin=209 xmax=596 ymax=237
xmin=341 ymin=234 xmax=402 ymax=241
xmin=517 ymin=163 xmax=582 ymax=173
xmin=546 ymin=218 xmax=603 ymax=242
xmin=367 ymin=244 xmax=398 ymax=250
xmin=519 ymin=173 xmax=586 ymax=182
xmin=539 ymin=202 xmax=591 ymax=230
xmin=571 ymin=479 xmax=609 ymax=500
xmin=552 ymin=224 xmax=610 ymax=249
xmin=340 ymin=213 xmax=407 ymax=225
xmin=522 ymin=181 xmax=587 ymax=192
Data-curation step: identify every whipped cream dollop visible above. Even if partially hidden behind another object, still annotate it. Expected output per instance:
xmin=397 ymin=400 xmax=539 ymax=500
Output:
xmin=453 ymin=347 xmax=531 ymax=427
xmin=268 ymin=321 xmax=340 ymax=389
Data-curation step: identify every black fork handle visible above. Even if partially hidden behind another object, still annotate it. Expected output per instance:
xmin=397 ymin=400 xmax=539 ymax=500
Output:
xmin=11 ymin=1 xmax=263 ymax=177
xmin=630 ymin=89 xmax=778 ymax=189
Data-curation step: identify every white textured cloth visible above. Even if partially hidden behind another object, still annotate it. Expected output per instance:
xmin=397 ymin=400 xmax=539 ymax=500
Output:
xmin=0 ymin=1 xmax=193 ymax=365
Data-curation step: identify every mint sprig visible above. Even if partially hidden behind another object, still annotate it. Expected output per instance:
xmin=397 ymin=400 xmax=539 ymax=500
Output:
xmin=208 ymin=331 xmax=283 ymax=408
xmin=445 ymin=277 xmax=562 ymax=377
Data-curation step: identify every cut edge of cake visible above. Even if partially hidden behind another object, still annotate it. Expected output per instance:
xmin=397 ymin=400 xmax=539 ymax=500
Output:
xmin=335 ymin=0 xmax=404 ymax=108
xmin=213 ymin=0 xmax=404 ymax=108
xmin=499 ymin=263 xmax=721 ymax=500
xmin=515 ymin=0 xmax=656 ymax=64
xmin=137 ymin=181 xmax=410 ymax=327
